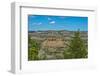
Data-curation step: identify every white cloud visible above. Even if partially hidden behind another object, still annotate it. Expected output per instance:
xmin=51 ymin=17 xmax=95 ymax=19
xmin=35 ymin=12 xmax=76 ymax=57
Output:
xmin=49 ymin=21 xmax=55 ymax=24
xmin=48 ymin=17 xmax=52 ymax=20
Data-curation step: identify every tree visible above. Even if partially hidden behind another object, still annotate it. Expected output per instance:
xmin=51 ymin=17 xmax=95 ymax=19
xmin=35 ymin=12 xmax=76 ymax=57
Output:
xmin=28 ymin=35 xmax=40 ymax=60
xmin=64 ymin=30 xmax=87 ymax=59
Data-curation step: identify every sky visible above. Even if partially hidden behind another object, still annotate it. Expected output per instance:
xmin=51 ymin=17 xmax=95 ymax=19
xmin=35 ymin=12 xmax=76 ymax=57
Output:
xmin=28 ymin=15 xmax=88 ymax=31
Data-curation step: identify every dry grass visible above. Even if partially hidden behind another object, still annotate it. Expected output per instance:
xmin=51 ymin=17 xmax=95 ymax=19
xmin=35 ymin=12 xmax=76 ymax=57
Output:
xmin=42 ymin=37 xmax=66 ymax=48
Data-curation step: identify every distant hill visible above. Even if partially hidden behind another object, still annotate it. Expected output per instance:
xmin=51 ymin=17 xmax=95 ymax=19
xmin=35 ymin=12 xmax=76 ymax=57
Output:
xmin=28 ymin=30 xmax=87 ymax=40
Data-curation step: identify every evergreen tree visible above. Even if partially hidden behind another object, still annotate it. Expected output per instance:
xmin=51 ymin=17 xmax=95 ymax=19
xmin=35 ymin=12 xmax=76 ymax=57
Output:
xmin=64 ymin=30 xmax=88 ymax=59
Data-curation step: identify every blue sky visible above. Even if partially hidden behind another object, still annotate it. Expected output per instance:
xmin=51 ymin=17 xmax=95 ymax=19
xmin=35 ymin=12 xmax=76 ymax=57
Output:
xmin=28 ymin=15 xmax=88 ymax=31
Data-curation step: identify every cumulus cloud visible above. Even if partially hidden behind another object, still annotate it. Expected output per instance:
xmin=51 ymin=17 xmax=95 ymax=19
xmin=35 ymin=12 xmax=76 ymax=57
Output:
xmin=49 ymin=21 xmax=55 ymax=24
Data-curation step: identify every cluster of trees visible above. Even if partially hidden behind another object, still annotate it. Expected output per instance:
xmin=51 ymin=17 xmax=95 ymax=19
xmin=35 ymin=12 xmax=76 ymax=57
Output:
xmin=28 ymin=36 xmax=40 ymax=60
xmin=64 ymin=30 xmax=88 ymax=59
